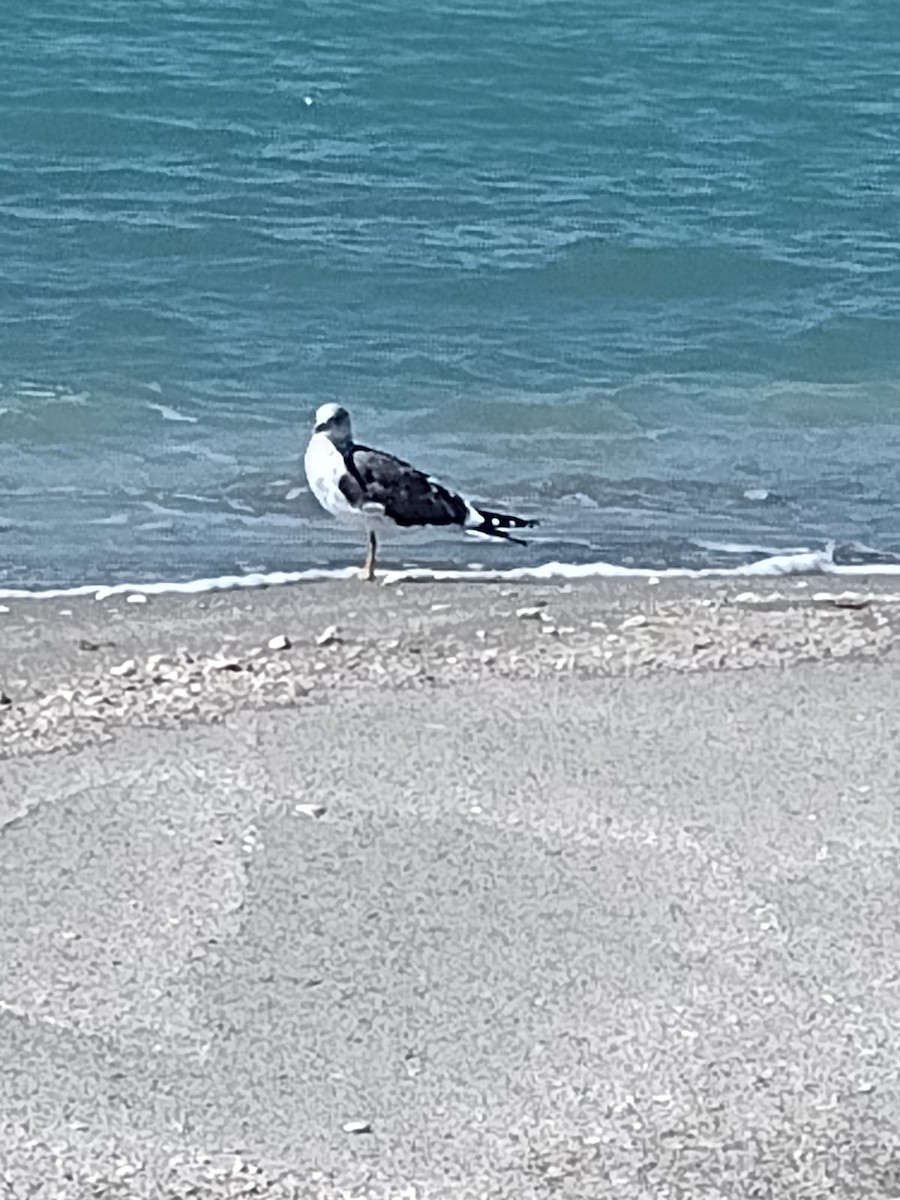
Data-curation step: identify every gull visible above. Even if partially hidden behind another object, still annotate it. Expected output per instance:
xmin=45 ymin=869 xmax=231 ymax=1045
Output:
xmin=304 ymin=403 xmax=537 ymax=580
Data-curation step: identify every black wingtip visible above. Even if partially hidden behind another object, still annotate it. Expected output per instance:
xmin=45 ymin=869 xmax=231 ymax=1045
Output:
xmin=471 ymin=508 xmax=539 ymax=543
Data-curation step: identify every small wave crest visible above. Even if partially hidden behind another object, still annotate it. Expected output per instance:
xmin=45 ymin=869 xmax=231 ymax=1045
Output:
xmin=3 ymin=545 xmax=900 ymax=602
xmin=147 ymin=402 xmax=198 ymax=424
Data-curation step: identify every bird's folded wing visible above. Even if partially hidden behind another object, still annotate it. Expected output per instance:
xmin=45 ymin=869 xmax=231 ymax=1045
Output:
xmin=341 ymin=445 xmax=468 ymax=527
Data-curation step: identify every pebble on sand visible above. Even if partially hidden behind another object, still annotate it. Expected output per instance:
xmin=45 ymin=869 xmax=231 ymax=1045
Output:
xmin=294 ymin=803 xmax=327 ymax=819
xmin=109 ymin=659 xmax=138 ymax=678
xmin=267 ymin=634 xmax=292 ymax=651
xmin=207 ymin=656 xmax=243 ymax=672
xmin=315 ymin=625 xmax=342 ymax=647
xmin=342 ymin=1119 xmax=373 ymax=1135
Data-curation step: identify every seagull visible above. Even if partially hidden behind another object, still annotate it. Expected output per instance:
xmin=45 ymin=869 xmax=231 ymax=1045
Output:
xmin=304 ymin=403 xmax=537 ymax=580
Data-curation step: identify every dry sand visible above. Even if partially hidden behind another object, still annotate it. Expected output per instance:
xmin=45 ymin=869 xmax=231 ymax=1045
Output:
xmin=2 ymin=576 xmax=900 ymax=1198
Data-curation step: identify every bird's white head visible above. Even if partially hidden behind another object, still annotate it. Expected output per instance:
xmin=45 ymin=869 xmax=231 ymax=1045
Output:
xmin=312 ymin=402 xmax=352 ymax=447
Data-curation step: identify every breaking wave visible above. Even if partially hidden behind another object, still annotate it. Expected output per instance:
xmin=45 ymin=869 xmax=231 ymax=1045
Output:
xmin=2 ymin=544 xmax=900 ymax=602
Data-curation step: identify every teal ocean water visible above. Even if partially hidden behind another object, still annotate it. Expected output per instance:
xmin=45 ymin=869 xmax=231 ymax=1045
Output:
xmin=3 ymin=0 xmax=900 ymax=588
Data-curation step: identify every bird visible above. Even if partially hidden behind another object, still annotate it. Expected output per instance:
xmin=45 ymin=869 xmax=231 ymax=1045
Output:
xmin=304 ymin=403 xmax=537 ymax=580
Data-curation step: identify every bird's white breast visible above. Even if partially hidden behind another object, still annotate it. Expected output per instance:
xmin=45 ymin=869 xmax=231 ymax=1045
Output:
xmin=304 ymin=433 xmax=359 ymax=522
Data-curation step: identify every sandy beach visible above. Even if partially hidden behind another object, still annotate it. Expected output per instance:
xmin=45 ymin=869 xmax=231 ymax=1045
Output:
xmin=3 ymin=575 xmax=900 ymax=1198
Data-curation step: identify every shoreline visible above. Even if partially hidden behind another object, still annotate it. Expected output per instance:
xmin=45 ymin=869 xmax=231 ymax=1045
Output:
xmin=3 ymin=543 xmax=900 ymax=603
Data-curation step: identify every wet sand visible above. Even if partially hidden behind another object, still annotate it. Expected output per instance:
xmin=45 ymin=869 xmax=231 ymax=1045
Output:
xmin=2 ymin=577 xmax=900 ymax=1197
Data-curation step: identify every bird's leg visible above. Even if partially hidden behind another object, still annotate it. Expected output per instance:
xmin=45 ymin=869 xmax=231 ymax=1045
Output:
xmin=360 ymin=531 xmax=377 ymax=582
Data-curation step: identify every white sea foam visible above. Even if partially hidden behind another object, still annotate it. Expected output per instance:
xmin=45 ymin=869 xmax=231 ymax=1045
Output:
xmin=0 ymin=567 xmax=357 ymax=601
xmin=382 ymin=546 xmax=900 ymax=584
xmin=147 ymin=402 xmax=198 ymax=423
xmin=88 ymin=512 xmax=130 ymax=526
xmin=173 ymin=492 xmax=219 ymax=506
xmin=135 ymin=520 xmax=176 ymax=532
xmin=2 ymin=546 xmax=900 ymax=602
xmin=691 ymin=539 xmax=812 ymax=557
xmin=15 ymin=387 xmax=62 ymax=400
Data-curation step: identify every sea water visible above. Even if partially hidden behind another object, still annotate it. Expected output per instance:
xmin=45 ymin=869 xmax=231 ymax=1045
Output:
xmin=3 ymin=0 xmax=900 ymax=590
